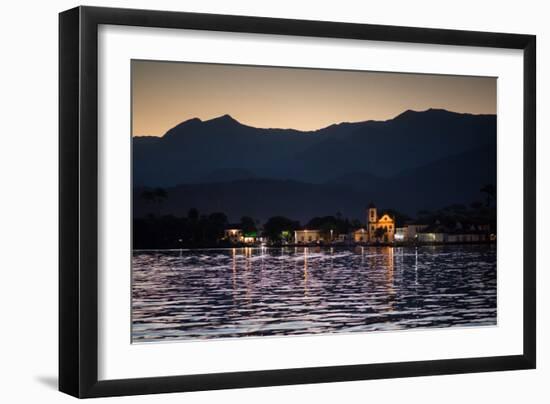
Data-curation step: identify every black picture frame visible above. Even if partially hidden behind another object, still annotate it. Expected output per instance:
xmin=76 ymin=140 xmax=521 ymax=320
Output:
xmin=59 ymin=5 xmax=536 ymax=398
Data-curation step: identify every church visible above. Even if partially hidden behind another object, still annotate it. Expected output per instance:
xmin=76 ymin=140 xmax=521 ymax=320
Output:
xmin=354 ymin=203 xmax=395 ymax=243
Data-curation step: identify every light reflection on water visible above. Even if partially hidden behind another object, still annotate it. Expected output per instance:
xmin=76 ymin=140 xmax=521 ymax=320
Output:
xmin=132 ymin=245 xmax=496 ymax=342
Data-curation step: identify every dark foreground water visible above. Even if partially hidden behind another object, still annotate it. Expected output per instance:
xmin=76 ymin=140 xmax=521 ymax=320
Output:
xmin=132 ymin=245 xmax=496 ymax=342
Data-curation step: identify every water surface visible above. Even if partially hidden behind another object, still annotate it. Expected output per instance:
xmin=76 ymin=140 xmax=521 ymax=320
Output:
xmin=132 ymin=245 xmax=496 ymax=342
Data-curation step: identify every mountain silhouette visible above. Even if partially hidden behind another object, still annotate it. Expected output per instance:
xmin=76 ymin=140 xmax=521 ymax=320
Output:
xmin=133 ymin=109 xmax=496 ymax=220
xmin=133 ymin=109 xmax=496 ymax=188
xmin=133 ymin=144 xmax=495 ymax=221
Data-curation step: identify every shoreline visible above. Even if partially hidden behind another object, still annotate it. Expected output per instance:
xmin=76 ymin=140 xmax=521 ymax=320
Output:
xmin=133 ymin=240 xmax=496 ymax=252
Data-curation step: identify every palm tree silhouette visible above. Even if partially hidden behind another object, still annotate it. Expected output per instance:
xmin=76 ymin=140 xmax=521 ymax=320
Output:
xmin=141 ymin=188 xmax=168 ymax=216
xmin=480 ymin=184 xmax=496 ymax=207
xmin=374 ymin=227 xmax=387 ymax=243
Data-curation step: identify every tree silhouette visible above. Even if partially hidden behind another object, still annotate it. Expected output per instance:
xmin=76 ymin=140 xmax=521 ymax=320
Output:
xmin=141 ymin=188 xmax=168 ymax=216
xmin=263 ymin=216 xmax=300 ymax=243
xmin=374 ymin=227 xmax=387 ymax=242
xmin=153 ymin=187 xmax=167 ymax=200
xmin=351 ymin=219 xmax=362 ymax=229
xmin=187 ymin=208 xmax=199 ymax=222
xmin=240 ymin=216 xmax=257 ymax=233
xmin=480 ymin=184 xmax=496 ymax=207
xmin=140 ymin=190 xmax=154 ymax=202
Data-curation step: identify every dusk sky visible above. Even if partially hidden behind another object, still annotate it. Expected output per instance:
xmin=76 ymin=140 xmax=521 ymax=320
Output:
xmin=132 ymin=60 xmax=496 ymax=136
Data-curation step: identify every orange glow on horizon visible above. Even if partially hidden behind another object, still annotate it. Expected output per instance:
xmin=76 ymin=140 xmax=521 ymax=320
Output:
xmin=132 ymin=60 xmax=497 ymax=136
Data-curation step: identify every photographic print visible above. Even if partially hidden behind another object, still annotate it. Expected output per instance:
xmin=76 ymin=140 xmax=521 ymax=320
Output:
xmin=131 ymin=61 xmax=497 ymax=343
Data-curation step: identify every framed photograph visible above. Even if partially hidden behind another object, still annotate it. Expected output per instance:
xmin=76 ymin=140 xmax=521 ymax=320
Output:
xmin=59 ymin=6 xmax=536 ymax=398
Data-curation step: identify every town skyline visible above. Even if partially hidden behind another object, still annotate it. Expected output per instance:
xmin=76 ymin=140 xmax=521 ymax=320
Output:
xmin=134 ymin=196 xmax=496 ymax=249
xmin=132 ymin=60 xmax=496 ymax=135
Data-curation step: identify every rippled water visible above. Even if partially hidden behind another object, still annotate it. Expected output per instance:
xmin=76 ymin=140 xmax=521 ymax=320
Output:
xmin=132 ymin=245 xmax=496 ymax=342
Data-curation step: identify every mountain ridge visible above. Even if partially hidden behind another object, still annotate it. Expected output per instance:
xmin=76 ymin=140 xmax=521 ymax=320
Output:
xmin=135 ymin=108 xmax=496 ymax=138
xmin=133 ymin=108 xmax=496 ymax=187
xmin=133 ymin=142 xmax=496 ymax=221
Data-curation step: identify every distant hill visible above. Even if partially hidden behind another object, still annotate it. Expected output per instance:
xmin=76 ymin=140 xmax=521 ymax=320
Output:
xmin=134 ymin=144 xmax=496 ymax=222
xmin=132 ymin=109 xmax=496 ymax=221
xmin=133 ymin=109 xmax=496 ymax=187
xmin=134 ymin=179 xmax=365 ymax=223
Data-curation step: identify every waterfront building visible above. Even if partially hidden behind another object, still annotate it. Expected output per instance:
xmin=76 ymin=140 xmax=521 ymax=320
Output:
xmin=224 ymin=228 xmax=260 ymax=244
xmin=224 ymin=228 xmax=243 ymax=244
xmin=294 ymin=229 xmax=322 ymax=244
xmin=417 ymin=223 xmax=447 ymax=243
xmin=446 ymin=223 xmax=490 ymax=243
xmin=403 ymin=223 xmax=428 ymax=240
xmin=242 ymin=232 xmax=259 ymax=244
xmin=367 ymin=203 xmax=395 ymax=243
xmin=446 ymin=233 xmax=487 ymax=243
xmin=395 ymin=227 xmax=407 ymax=241
xmin=353 ymin=228 xmax=368 ymax=243
xmin=336 ymin=234 xmax=349 ymax=243
xmin=417 ymin=231 xmax=446 ymax=243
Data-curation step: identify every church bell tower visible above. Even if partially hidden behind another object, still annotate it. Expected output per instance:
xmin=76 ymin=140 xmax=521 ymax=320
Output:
xmin=367 ymin=203 xmax=377 ymax=225
xmin=367 ymin=203 xmax=377 ymax=242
